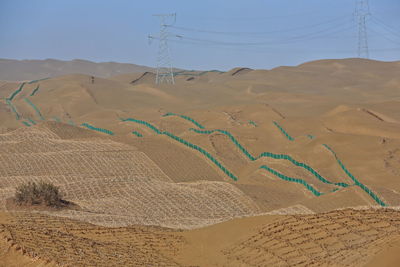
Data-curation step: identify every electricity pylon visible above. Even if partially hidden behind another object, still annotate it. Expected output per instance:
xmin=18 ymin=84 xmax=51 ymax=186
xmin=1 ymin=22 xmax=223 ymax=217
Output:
xmin=354 ymin=0 xmax=370 ymax=58
xmin=149 ymin=13 xmax=176 ymax=85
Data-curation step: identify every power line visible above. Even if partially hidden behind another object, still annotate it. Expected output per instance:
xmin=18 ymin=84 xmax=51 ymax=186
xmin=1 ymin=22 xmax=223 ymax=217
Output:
xmin=370 ymin=16 xmax=400 ymax=39
xmin=368 ymin=27 xmax=400 ymax=46
xmin=167 ymin=14 xmax=352 ymax=36
xmin=168 ymin=37 xmax=400 ymax=55
xmin=177 ymin=11 xmax=319 ymax=22
xmin=169 ymin=20 xmax=354 ymax=47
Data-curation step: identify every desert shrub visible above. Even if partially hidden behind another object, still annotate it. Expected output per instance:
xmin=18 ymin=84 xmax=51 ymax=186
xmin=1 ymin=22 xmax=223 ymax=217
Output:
xmin=15 ymin=181 xmax=63 ymax=207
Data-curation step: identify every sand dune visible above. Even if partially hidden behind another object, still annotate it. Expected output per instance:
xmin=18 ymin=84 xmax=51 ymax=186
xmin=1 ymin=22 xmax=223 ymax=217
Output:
xmin=0 ymin=58 xmax=400 ymax=265
xmin=0 ymin=58 xmax=154 ymax=81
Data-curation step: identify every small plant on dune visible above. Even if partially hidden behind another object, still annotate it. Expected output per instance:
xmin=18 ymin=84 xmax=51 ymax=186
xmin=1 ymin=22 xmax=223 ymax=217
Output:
xmin=15 ymin=181 xmax=64 ymax=207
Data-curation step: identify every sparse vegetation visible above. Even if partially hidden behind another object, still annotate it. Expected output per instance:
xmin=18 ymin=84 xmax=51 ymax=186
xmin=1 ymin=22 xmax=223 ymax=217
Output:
xmin=15 ymin=181 xmax=64 ymax=207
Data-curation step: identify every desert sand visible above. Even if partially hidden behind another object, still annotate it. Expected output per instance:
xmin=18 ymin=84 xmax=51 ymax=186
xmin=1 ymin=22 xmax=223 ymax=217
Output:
xmin=0 ymin=58 xmax=400 ymax=266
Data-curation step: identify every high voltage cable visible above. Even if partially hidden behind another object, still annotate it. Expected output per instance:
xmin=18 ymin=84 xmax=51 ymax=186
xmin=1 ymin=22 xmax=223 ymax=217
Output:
xmin=168 ymin=20 xmax=355 ymax=47
xmin=168 ymin=38 xmax=399 ymax=55
xmin=368 ymin=27 xmax=400 ymax=46
xmin=370 ymin=16 xmax=400 ymax=39
xmin=177 ymin=11 xmax=320 ymax=21
xmin=167 ymin=14 xmax=352 ymax=36
xmin=372 ymin=16 xmax=400 ymax=35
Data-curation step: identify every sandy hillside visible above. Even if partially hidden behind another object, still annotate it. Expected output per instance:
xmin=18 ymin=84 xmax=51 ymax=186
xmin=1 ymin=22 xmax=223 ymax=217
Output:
xmin=0 ymin=58 xmax=155 ymax=81
xmin=0 ymin=58 xmax=400 ymax=266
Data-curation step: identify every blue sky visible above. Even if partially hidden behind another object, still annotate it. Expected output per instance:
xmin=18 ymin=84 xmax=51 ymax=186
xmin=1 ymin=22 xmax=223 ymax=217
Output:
xmin=0 ymin=0 xmax=399 ymax=70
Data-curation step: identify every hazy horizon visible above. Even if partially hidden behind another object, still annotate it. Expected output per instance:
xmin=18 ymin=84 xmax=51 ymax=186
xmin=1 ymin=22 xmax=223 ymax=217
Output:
xmin=1 ymin=0 xmax=399 ymax=71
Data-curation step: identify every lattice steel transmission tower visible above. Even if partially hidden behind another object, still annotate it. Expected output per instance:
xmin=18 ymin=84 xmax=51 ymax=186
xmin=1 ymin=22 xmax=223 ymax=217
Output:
xmin=149 ymin=13 xmax=176 ymax=85
xmin=354 ymin=0 xmax=370 ymax=58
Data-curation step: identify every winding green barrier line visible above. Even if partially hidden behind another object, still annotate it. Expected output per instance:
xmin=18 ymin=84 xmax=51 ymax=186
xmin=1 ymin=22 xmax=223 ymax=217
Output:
xmin=28 ymin=77 xmax=49 ymax=84
xmin=81 ymin=123 xmax=114 ymax=135
xmin=163 ymin=113 xmax=347 ymax=189
xmin=24 ymin=98 xmax=44 ymax=120
xmin=162 ymin=112 xmax=205 ymax=129
xmin=53 ymin=117 xmax=61 ymax=123
xmin=260 ymin=165 xmax=323 ymax=196
xmin=273 ymin=121 xmax=295 ymax=141
xmin=189 ymin=128 xmax=349 ymax=189
xmin=30 ymin=85 xmax=40 ymax=96
xmin=28 ymin=118 xmax=36 ymax=125
xmin=22 ymin=121 xmax=31 ymax=127
xmin=5 ymin=99 xmax=20 ymax=120
xmin=7 ymin=83 xmax=25 ymax=101
xmin=248 ymin=120 xmax=258 ymax=127
xmin=173 ymin=70 xmax=224 ymax=77
xmin=162 ymin=112 xmax=384 ymax=204
xmin=123 ymin=117 xmax=332 ymax=195
xmin=323 ymin=144 xmax=386 ymax=206
xmin=121 ymin=118 xmax=238 ymax=181
xmin=132 ymin=131 xmax=143 ymax=137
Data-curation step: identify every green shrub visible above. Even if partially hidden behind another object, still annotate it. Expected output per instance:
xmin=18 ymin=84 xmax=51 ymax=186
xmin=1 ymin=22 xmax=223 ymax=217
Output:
xmin=15 ymin=181 xmax=63 ymax=207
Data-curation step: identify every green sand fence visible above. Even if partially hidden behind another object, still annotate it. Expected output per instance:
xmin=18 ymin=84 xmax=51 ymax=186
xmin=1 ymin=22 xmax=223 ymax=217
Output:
xmin=163 ymin=113 xmax=348 ymax=190
xmin=189 ymin=128 xmax=349 ymax=189
xmin=121 ymin=118 xmax=238 ymax=181
xmin=122 ymin=117 xmax=325 ymax=196
xmin=30 ymin=85 xmax=40 ymax=96
xmin=27 ymin=77 xmax=49 ymax=84
xmin=6 ymin=99 xmax=20 ymax=120
xmin=24 ymin=98 xmax=45 ymax=120
xmin=132 ymin=131 xmax=143 ymax=137
xmin=53 ymin=117 xmax=61 ymax=123
xmin=248 ymin=120 xmax=258 ymax=127
xmin=260 ymin=165 xmax=323 ymax=196
xmin=7 ymin=83 xmax=25 ymax=101
xmin=273 ymin=121 xmax=295 ymax=141
xmin=323 ymin=144 xmax=386 ymax=206
xmin=81 ymin=123 xmax=114 ymax=135
xmin=162 ymin=112 xmax=205 ymax=129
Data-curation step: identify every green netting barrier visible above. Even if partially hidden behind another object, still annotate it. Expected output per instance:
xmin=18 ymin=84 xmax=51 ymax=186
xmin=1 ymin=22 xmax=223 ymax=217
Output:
xmin=189 ymin=128 xmax=348 ymax=189
xmin=30 ymin=85 xmax=40 ymax=96
xmin=67 ymin=120 xmax=75 ymax=126
xmin=7 ymin=83 xmax=25 ymax=101
xmin=199 ymin=70 xmax=224 ymax=75
xmin=161 ymin=112 xmax=383 ymax=204
xmin=323 ymin=144 xmax=386 ymax=206
xmin=132 ymin=131 xmax=143 ymax=137
xmin=53 ymin=117 xmax=61 ymax=123
xmin=81 ymin=123 xmax=114 ymax=135
xmin=22 ymin=121 xmax=31 ymax=127
xmin=260 ymin=165 xmax=323 ymax=196
xmin=28 ymin=118 xmax=36 ymax=125
xmin=24 ymin=98 xmax=44 ymax=120
xmin=273 ymin=121 xmax=295 ymax=141
xmin=173 ymin=70 xmax=224 ymax=77
xmin=6 ymin=99 xmax=20 ymax=120
xmin=27 ymin=77 xmax=49 ymax=84
xmin=121 ymin=118 xmax=238 ymax=181
xmin=122 ymin=118 xmax=162 ymax=134
xmin=162 ymin=112 xmax=205 ymax=129
xmin=248 ymin=120 xmax=258 ymax=127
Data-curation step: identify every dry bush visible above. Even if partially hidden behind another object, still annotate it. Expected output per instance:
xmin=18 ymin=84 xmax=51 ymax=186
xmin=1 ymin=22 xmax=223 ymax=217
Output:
xmin=15 ymin=181 xmax=63 ymax=207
